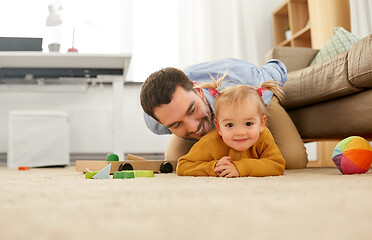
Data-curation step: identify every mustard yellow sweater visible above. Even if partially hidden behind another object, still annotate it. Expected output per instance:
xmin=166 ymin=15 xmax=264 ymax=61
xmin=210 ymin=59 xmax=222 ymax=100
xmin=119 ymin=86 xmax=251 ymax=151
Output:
xmin=177 ymin=127 xmax=285 ymax=177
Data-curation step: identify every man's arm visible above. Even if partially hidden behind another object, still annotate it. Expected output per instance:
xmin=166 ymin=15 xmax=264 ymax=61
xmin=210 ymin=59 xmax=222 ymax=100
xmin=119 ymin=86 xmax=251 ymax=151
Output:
xmin=185 ymin=58 xmax=287 ymax=106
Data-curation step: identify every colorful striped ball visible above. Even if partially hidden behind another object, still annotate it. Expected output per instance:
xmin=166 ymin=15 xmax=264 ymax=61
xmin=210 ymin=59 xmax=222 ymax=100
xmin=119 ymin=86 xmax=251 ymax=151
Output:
xmin=332 ymin=136 xmax=372 ymax=174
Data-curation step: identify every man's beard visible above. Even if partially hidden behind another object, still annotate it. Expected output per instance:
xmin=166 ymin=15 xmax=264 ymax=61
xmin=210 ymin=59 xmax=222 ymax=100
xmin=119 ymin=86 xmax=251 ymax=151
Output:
xmin=182 ymin=101 xmax=215 ymax=141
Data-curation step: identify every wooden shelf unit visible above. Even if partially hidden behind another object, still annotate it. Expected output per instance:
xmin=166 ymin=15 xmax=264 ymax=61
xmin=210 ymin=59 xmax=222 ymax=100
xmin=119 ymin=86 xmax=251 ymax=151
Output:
xmin=272 ymin=0 xmax=352 ymax=167
xmin=273 ymin=0 xmax=351 ymax=49
xmin=273 ymin=0 xmax=311 ymax=48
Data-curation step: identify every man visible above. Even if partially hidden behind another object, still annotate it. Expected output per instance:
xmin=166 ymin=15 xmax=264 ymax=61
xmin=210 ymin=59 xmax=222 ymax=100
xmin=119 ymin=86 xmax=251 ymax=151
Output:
xmin=140 ymin=58 xmax=308 ymax=169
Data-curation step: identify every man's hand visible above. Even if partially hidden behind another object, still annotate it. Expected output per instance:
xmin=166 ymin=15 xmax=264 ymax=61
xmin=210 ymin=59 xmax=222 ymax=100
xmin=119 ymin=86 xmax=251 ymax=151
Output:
xmin=214 ymin=156 xmax=239 ymax=178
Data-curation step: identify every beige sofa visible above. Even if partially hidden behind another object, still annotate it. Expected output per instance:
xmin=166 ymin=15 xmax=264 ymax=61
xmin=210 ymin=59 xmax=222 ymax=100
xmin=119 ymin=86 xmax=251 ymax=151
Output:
xmin=266 ymin=34 xmax=372 ymax=141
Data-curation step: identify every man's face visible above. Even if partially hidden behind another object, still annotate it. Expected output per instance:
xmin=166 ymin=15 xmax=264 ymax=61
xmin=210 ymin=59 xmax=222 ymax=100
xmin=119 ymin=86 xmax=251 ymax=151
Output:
xmin=153 ymin=86 xmax=213 ymax=140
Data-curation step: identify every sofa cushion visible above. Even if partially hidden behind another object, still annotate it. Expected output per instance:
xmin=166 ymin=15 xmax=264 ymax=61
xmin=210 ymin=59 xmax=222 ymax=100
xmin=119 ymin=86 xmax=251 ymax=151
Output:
xmin=287 ymin=89 xmax=372 ymax=140
xmin=348 ymin=34 xmax=372 ymax=88
xmin=281 ymin=51 xmax=362 ymax=110
xmin=265 ymin=47 xmax=319 ymax=73
xmin=310 ymin=27 xmax=361 ymax=66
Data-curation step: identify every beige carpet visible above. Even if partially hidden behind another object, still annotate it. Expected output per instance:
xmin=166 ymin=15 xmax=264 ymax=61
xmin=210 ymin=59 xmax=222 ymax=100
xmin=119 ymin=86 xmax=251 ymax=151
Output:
xmin=1 ymin=166 xmax=372 ymax=240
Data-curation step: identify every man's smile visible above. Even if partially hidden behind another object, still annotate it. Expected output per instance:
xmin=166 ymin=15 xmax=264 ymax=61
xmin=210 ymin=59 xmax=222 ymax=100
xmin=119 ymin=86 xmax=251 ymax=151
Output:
xmin=194 ymin=120 xmax=205 ymax=136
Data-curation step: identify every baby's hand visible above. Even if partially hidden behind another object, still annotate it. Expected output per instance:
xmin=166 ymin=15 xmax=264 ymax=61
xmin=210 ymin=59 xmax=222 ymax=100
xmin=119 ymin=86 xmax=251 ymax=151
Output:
xmin=214 ymin=156 xmax=239 ymax=178
xmin=215 ymin=156 xmax=231 ymax=168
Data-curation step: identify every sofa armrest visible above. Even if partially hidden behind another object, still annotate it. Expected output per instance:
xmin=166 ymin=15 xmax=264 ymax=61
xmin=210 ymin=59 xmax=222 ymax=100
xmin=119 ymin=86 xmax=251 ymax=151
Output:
xmin=266 ymin=46 xmax=319 ymax=73
xmin=348 ymin=34 xmax=372 ymax=88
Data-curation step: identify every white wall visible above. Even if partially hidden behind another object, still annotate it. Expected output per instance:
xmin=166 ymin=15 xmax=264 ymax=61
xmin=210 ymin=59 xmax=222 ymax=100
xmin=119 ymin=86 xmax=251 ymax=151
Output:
xmin=0 ymin=0 xmax=297 ymax=158
xmin=0 ymin=83 xmax=171 ymax=155
xmin=350 ymin=0 xmax=372 ymax=37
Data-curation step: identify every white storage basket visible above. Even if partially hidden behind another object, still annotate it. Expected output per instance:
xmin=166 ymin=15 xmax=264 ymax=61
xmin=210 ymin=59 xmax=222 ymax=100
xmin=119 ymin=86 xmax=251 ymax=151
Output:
xmin=8 ymin=111 xmax=70 ymax=168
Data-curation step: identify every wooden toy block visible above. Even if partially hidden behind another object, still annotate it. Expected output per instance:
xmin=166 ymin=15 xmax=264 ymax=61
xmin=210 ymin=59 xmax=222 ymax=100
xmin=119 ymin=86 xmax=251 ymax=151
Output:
xmin=105 ymin=153 xmax=119 ymax=161
xmin=76 ymin=154 xmax=177 ymax=174
xmin=113 ymin=171 xmax=123 ymax=179
xmin=132 ymin=170 xmax=154 ymax=177
xmin=113 ymin=170 xmax=154 ymax=179
xmin=113 ymin=171 xmax=135 ymax=179
xmin=127 ymin=154 xmax=146 ymax=161
xmin=92 ymin=163 xmax=111 ymax=179
xmin=85 ymin=171 xmax=99 ymax=179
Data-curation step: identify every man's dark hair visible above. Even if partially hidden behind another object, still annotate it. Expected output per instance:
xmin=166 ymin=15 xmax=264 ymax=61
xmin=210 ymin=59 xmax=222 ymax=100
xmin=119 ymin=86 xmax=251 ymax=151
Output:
xmin=140 ymin=67 xmax=194 ymax=121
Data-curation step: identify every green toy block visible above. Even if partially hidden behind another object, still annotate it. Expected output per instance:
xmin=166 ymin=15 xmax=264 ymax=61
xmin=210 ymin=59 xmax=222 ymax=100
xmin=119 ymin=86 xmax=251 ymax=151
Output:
xmin=114 ymin=171 xmax=135 ymax=179
xmin=85 ymin=171 xmax=99 ymax=179
xmin=105 ymin=153 xmax=119 ymax=161
xmin=113 ymin=171 xmax=123 ymax=179
xmin=134 ymin=170 xmax=154 ymax=177
xmin=123 ymin=171 xmax=135 ymax=179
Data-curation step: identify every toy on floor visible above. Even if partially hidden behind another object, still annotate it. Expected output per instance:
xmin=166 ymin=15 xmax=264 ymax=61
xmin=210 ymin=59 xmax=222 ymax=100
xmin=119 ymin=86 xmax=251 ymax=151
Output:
xmin=113 ymin=171 xmax=135 ymax=179
xmin=18 ymin=166 xmax=30 ymax=171
xmin=76 ymin=154 xmax=176 ymax=174
xmin=92 ymin=163 xmax=111 ymax=179
xmin=332 ymin=136 xmax=372 ymax=174
xmin=105 ymin=153 xmax=119 ymax=161
xmin=113 ymin=170 xmax=154 ymax=179
xmin=85 ymin=171 xmax=99 ymax=179
xmin=85 ymin=163 xmax=111 ymax=179
xmin=85 ymin=163 xmax=154 ymax=179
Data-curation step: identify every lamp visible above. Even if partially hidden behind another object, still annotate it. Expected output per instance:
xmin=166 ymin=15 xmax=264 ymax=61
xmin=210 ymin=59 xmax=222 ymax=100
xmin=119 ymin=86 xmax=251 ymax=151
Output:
xmin=46 ymin=5 xmax=63 ymax=26
xmin=45 ymin=4 xmax=63 ymax=52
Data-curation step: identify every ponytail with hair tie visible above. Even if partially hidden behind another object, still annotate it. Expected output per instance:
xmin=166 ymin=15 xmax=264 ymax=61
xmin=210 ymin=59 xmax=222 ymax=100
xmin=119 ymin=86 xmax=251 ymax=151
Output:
xmin=195 ymin=73 xmax=284 ymax=101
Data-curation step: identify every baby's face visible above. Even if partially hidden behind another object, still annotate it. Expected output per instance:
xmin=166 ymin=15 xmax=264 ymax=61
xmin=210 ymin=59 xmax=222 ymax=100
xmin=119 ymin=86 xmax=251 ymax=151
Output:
xmin=215 ymin=102 xmax=266 ymax=152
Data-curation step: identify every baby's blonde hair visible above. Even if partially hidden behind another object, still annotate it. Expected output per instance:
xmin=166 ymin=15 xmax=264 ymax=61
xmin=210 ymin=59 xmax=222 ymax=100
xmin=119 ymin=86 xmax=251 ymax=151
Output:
xmin=195 ymin=74 xmax=284 ymax=118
